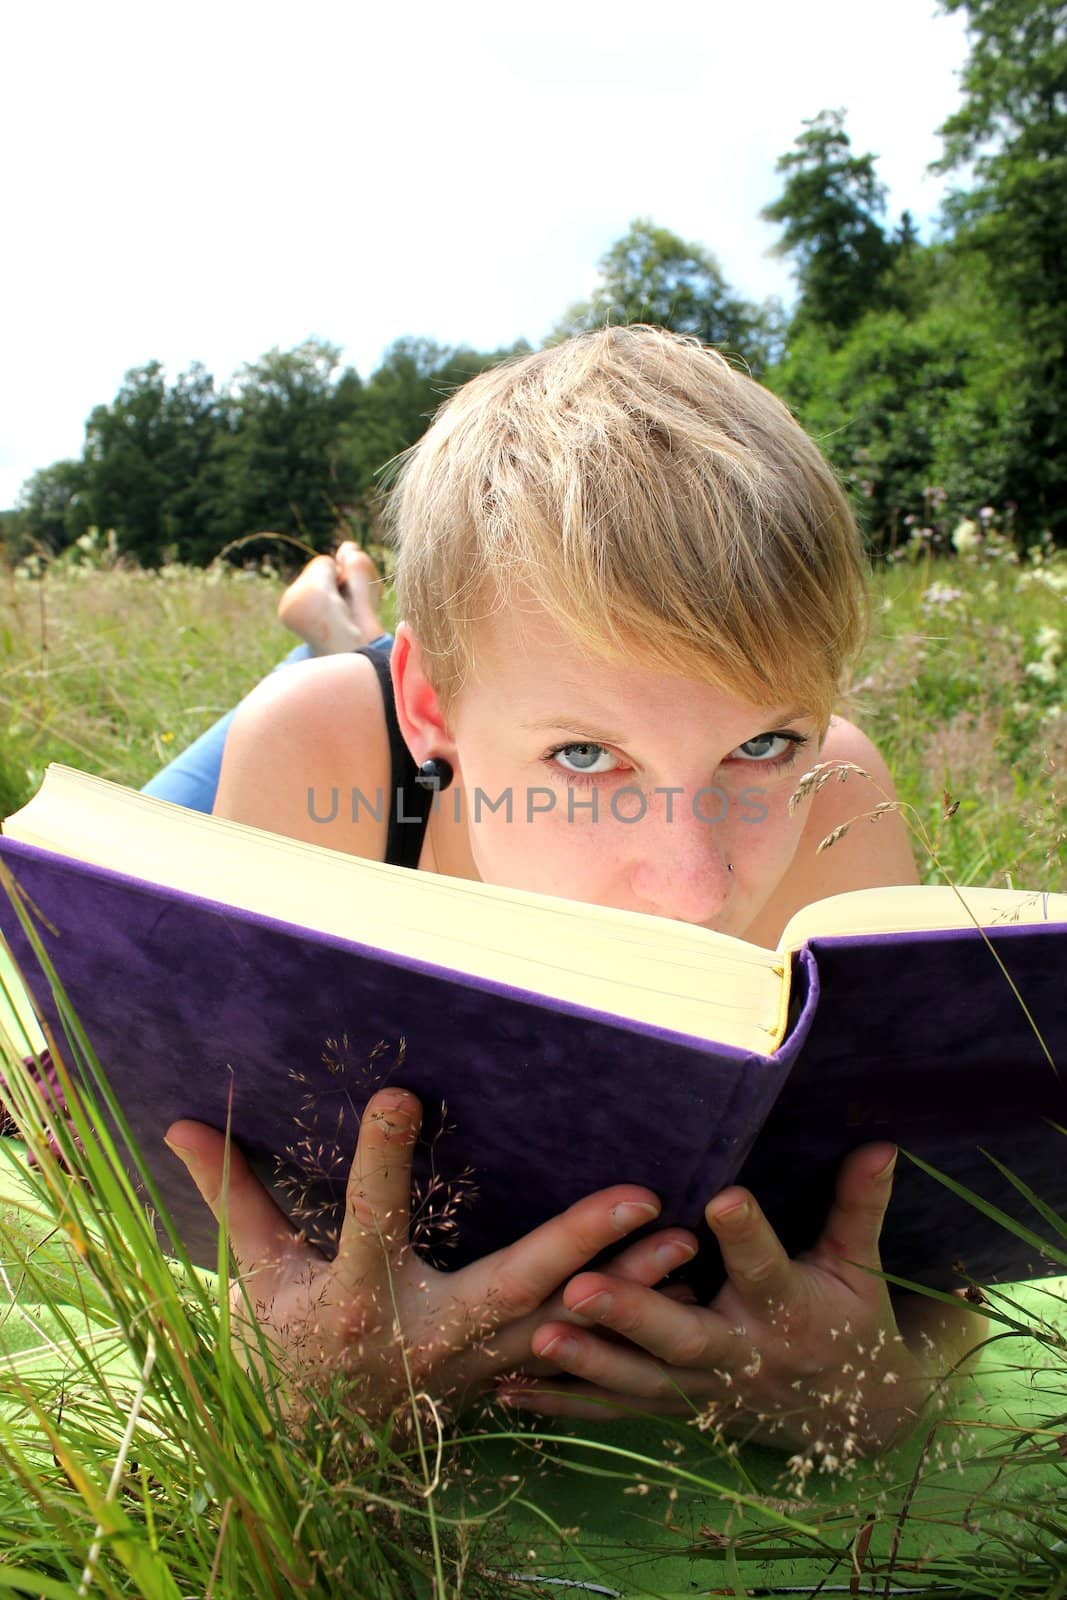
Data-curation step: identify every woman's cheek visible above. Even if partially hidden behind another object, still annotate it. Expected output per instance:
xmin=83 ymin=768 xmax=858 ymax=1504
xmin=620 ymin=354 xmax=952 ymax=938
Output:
xmin=734 ymin=784 xmax=806 ymax=880
xmin=482 ymin=791 xmax=615 ymax=898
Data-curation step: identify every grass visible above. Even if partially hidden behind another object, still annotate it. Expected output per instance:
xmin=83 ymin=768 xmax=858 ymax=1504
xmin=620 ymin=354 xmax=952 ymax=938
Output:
xmin=0 ymin=530 xmax=1065 ymax=1596
xmin=1 ymin=534 xmax=1063 ymax=880
xmin=851 ymin=542 xmax=1066 ymax=887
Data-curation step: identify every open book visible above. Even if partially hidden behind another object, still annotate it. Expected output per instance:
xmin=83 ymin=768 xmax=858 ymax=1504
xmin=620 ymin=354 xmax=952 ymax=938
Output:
xmin=1 ymin=764 xmax=1065 ymax=1289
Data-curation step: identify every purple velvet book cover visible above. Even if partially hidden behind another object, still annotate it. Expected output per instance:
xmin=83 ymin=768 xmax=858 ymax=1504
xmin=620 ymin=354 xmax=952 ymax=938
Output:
xmin=0 ymin=839 xmax=797 ymax=1283
xmin=1 ymin=837 xmax=1064 ymax=1292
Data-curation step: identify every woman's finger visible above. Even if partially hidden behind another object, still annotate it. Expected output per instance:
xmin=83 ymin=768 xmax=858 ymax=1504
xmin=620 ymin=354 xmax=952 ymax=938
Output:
xmin=599 ymin=1228 xmax=698 ymax=1288
xmin=461 ymin=1228 xmax=700 ymax=1376
xmin=813 ymin=1143 xmax=896 ymax=1288
xmin=498 ymin=1380 xmax=681 ymax=1421
xmin=525 ymin=1311 xmax=714 ymax=1401
xmin=705 ymin=1188 xmax=797 ymax=1317
xmin=460 ymin=1187 xmax=663 ymax=1337
xmin=165 ymin=1120 xmax=297 ymax=1272
xmin=558 ymin=1272 xmax=726 ymax=1372
xmin=330 ymin=1089 xmax=422 ymax=1295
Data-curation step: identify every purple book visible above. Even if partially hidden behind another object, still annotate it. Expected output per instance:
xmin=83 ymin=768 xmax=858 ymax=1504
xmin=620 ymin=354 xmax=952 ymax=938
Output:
xmin=0 ymin=832 xmax=1064 ymax=1294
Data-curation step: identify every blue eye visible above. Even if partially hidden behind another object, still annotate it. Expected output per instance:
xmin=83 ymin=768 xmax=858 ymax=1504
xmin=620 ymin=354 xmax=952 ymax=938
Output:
xmin=731 ymin=733 xmax=806 ymax=763
xmin=551 ymin=743 xmax=618 ymax=775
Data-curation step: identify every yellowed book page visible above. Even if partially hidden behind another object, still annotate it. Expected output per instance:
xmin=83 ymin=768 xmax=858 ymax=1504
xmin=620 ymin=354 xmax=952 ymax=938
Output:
xmin=779 ymin=884 xmax=1067 ymax=952
xmin=5 ymin=766 xmax=788 ymax=1055
xmin=0 ymin=937 xmax=46 ymax=1058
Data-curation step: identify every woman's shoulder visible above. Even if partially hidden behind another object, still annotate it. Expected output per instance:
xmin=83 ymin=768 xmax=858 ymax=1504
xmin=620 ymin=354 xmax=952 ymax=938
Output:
xmin=793 ymin=716 xmax=919 ymax=888
xmin=213 ymin=652 xmax=393 ymax=856
xmin=746 ymin=718 xmax=919 ymax=945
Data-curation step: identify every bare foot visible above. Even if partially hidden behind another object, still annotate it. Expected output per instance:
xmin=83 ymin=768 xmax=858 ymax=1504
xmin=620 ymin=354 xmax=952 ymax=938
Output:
xmin=334 ymin=543 xmax=386 ymax=641
xmin=277 ymin=545 xmax=385 ymax=656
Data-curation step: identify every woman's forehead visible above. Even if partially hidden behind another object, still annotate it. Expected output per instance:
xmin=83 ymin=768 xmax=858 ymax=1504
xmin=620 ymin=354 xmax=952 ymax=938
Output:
xmin=461 ymin=605 xmax=811 ymax=731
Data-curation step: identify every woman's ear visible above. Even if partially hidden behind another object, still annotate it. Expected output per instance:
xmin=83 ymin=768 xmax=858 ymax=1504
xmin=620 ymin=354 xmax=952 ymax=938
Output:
xmin=391 ymin=622 xmax=456 ymax=764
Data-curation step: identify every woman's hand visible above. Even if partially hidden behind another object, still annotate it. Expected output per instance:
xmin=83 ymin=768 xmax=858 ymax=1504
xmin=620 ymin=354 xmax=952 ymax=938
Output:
xmin=500 ymin=1144 xmax=986 ymax=1458
xmin=165 ymin=1088 xmax=696 ymax=1423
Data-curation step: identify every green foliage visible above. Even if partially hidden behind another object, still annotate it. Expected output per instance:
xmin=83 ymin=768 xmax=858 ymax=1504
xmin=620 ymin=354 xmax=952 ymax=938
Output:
xmin=768 ymin=269 xmax=1034 ymax=549
xmin=11 ymin=340 xmax=535 ymax=569
xmin=934 ymin=0 xmax=1067 ymax=536
xmin=344 ymin=337 xmax=533 ymax=528
xmin=761 ymin=110 xmax=900 ymax=339
xmin=81 ymin=361 xmax=222 ymax=566
xmin=8 ymin=460 xmax=91 ymax=561
xmin=9 ymin=6 xmax=1066 ymax=563
xmin=763 ymin=13 xmax=1066 ymax=542
xmin=202 ymin=341 xmax=364 ymax=556
xmin=854 ymin=548 xmax=1066 ymax=886
xmin=553 ymin=218 xmax=779 ymax=372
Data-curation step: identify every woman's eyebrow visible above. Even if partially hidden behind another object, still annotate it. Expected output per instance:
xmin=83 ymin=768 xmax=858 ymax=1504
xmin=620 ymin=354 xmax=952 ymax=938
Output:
xmin=521 ymin=715 xmax=626 ymax=742
xmin=522 ymin=708 xmax=815 ymax=740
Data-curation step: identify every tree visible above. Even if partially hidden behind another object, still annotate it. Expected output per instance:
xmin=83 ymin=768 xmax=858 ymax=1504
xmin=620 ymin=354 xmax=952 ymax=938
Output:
xmin=204 ymin=342 xmax=365 ymax=554
xmin=762 ymin=110 xmax=897 ymax=340
xmin=335 ymin=338 xmax=531 ymax=537
xmin=81 ymin=362 xmax=223 ymax=564
xmin=554 ymin=219 xmax=777 ymax=371
xmin=10 ymin=459 xmax=90 ymax=558
xmin=769 ymin=284 xmax=1029 ymax=550
xmin=935 ymin=0 xmax=1067 ymax=534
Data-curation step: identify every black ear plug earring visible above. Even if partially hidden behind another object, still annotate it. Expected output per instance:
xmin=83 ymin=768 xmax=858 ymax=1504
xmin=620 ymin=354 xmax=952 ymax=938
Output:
xmin=414 ymin=757 xmax=455 ymax=793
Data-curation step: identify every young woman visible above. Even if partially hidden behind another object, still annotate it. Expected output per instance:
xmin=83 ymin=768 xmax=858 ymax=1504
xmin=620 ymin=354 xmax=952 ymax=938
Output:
xmin=165 ymin=326 xmax=983 ymax=1455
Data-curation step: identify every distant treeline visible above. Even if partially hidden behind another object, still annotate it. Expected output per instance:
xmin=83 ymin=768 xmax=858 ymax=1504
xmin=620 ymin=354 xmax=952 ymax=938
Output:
xmin=4 ymin=0 xmax=1063 ymax=565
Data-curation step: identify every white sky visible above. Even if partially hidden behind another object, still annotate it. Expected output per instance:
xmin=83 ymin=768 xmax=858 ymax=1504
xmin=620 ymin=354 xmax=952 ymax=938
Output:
xmin=1 ymin=0 xmax=971 ymax=510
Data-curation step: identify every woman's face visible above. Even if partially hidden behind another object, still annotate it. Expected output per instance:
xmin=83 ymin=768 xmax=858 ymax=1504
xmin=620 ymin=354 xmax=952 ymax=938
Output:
xmin=442 ymin=604 xmax=824 ymax=938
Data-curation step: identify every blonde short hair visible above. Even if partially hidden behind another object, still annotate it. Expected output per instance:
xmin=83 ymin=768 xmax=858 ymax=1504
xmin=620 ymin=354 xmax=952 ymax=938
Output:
xmin=388 ymin=325 xmax=868 ymax=727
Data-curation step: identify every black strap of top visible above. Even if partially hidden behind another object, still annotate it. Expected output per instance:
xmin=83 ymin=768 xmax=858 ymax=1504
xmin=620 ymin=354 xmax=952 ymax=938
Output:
xmin=356 ymin=647 xmax=432 ymax=869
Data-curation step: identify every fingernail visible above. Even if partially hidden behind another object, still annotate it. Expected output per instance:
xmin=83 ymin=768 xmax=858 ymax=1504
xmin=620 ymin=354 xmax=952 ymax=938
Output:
xmin=875 ymin=1149 xmax=898 ymax=1181
xmin=373 ymin=1088 xmax=412 ymax=1113
xmin=163 ymin=1135 xmax=193 ymax=1161
xmin=537 ymin=1333 xmax=576 ymax=1360
xmin=570 ymin=1290 xmax=612 ymax=1318
xmin=610 ymin=1200 xmax=660 ymax=1232
xmin=709 ymin=1198 xmax=750 ymax=1227
xmin=654 ymin=1238 xmax=697 ymax=1271
xmin=496 ymin=1389 xmax=534 ymax=1409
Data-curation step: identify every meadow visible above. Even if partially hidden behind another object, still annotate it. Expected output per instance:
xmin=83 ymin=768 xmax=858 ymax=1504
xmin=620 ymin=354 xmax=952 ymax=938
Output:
xmin=1 ymin=531 xmax=1064 ymax=885
xmin=0 ymin=531 xmax=1065 ymax=1598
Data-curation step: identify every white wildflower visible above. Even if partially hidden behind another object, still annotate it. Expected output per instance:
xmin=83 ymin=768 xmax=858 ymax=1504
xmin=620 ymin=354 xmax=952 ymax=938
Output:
xmin=952 ymin=519 xmax=981 ymax=555
xmin=1035 ymin=626 xmax=1063 ymax=661
xmin=1026 ymin=659 xmax=1059 ymax=687
xmin=921 ymin=583 xmax=964 ymax=609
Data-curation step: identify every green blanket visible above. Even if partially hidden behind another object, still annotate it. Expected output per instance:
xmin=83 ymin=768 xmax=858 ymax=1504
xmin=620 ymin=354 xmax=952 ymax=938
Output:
xmin=2 ymin=1141 xmax=1064 ymax=1597
xmin=3 ymin=947 xmax=1063 ymax=1592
